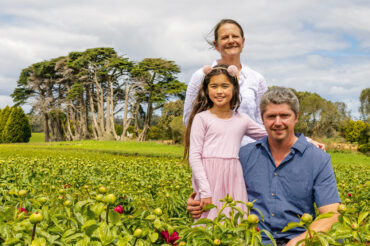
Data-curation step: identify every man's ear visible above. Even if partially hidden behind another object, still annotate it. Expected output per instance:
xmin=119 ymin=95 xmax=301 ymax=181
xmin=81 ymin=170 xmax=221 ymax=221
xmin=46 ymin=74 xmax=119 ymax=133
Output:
xmin=295 ymin=112 xmax=300 ymax=121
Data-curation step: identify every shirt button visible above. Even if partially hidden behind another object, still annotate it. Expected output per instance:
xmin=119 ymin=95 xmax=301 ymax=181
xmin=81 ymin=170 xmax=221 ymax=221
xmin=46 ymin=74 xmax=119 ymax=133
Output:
xmin=274 ymin=232 xmax=277 ymax=235
xmin=271 ymin=213 xmax=275 ymax=216
xmin=274 ymin=173 xmax=277 ymax=176
xmin=272 ymin=193 xmax=275 ymax=197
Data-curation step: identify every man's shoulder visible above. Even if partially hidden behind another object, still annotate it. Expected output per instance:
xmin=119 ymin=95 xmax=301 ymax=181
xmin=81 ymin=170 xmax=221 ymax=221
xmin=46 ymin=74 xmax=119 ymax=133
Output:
xmin=298 ymin=137 xmax=331 ymax=163
xmin=239 ymin=140 xmax=263 ymax=158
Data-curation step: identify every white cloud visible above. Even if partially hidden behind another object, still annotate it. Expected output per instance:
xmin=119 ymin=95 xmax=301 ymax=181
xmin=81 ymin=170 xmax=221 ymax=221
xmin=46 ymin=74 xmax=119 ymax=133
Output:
xmin=0 ymin=0 xmax=369 ymax=118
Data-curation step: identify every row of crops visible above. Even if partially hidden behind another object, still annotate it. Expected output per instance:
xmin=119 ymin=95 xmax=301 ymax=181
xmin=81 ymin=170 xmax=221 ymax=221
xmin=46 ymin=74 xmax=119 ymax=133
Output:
xmin=0 ymin=146 xmax=369 ymax=245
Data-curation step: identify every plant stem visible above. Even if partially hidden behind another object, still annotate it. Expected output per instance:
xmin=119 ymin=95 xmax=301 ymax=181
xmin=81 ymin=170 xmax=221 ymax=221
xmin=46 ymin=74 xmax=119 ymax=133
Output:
xmin=31 ymin=224 xmax=37 ymax=241
xmin=106 ymin=204 xmax=109 ymax=224
xmin=133 ymin=238 xmax=137 ymax=246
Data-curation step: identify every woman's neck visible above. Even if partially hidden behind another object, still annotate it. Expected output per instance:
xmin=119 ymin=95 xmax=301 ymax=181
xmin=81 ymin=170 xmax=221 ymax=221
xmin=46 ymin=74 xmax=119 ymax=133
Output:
xmin=209 ymin=107 xmax=233 ymax=119
xmin=218 ymin=56 xmax=242 ymax=70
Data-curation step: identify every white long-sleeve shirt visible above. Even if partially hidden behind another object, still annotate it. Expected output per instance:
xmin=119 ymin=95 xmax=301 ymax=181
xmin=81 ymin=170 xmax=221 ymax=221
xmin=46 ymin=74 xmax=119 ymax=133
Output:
xmin=183 ymin=61 xmax=267 ymax=146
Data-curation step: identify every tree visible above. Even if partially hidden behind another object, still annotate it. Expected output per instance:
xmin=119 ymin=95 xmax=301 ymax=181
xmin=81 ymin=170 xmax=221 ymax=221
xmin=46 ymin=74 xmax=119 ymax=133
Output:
xmin=359 ymin=88 xmax=369 ymax=122
xmin=158 ymin=100 xmax=184 ymax=139
xmin=12 ymin=58 xmax=64 ymax=142
xmin=169 ymin=115 xmax=185 ymax=144
xmin=0 ymin=106 xmax=12 ymax=143
xmin=131 ymin=58 xmax=186 ymax=141
xmin=2 ymin=107 xmax=31 ymax=143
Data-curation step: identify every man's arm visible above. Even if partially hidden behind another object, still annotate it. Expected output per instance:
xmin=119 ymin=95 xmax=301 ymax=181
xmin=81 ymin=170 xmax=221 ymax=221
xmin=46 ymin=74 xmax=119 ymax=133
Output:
xmin=286 ymin=203 xmax=340 ymax=246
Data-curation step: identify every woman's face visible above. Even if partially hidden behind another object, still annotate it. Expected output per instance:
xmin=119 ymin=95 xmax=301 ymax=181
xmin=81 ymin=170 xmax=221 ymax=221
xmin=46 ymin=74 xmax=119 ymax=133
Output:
xmin=214 ymin=23 xmax=245 ymax=58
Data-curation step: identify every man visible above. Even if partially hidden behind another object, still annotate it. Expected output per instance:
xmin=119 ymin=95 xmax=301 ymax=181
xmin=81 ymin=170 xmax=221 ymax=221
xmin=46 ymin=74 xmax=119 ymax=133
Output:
xmin=187 ymin=87 xmax=341 ymax=245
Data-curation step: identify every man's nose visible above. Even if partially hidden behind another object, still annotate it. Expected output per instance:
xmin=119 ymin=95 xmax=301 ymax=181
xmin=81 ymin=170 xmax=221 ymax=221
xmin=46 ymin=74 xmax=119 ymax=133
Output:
xmin=274 ymin=116 xmax=283 ymax=124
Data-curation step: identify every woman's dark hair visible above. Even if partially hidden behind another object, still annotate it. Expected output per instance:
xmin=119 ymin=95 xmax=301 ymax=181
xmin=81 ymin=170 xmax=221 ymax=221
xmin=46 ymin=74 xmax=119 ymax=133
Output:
xmin=183 ymin=64 xmax=240 ymax=161
xmin=206 ymin=19 xmax=244 ymax=47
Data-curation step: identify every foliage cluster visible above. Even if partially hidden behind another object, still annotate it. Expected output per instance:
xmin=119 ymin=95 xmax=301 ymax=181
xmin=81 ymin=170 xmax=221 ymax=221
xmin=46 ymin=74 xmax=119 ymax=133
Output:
xmin=0 ymin=106 xmax=31 ymax=143
xmin=12 ymin=47 xmax=186 ymax=143
xmin=341 ymin=120 xmax=369 ymax=153
xmin=0 ymin=145 xmax=368 ymax=245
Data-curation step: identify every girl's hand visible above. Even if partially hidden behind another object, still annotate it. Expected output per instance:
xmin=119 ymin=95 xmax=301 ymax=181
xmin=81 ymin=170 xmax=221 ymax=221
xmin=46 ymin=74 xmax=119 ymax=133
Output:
xmin=200 ymin=197 xmax=212 ymax=208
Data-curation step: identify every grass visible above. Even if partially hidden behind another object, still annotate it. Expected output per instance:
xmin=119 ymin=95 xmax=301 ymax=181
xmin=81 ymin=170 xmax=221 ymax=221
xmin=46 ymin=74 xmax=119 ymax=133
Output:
xmin=5 ymin=133 xmax=370 ymax=166
xmin=4 ymin=137 xmax=184 ymax=158
xmin=29 ymin=132 xmax=45 ymax=143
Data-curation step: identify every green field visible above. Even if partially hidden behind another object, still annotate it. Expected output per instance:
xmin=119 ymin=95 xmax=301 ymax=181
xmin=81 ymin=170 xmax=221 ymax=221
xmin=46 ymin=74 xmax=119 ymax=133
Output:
xmin=0 ymin=140 xmax=368 ymax=245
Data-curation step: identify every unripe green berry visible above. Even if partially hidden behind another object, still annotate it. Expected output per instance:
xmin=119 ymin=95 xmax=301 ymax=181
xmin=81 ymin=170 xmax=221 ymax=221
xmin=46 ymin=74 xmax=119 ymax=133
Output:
xmin=18 ymin=190 xmax=27 ymax=197
xmin=246 ymin=214 xmax=259 ymax=224
xmin=104 ymin=194 xmax=116 ymax=204
xmin=98 ymin=186 xmax=107 ymax=194
xmin=301 ymin=213 xmax=313 ymax=224
xmin=38 ymin=197 xmax=48 ymax=204
xmin=337 ymin=204 xmax=347 ymax=214
xmin=351 ymin=223 xmax=359 ymax=230
xmin=225 ymin=194 xmax=233 ymax=203
xmin=154 ymin=208 xmax=162 ymax=216
xmin=246 ymin=202 xmax=253 ymax=209
xmin=213 ymin=239 xmax=221 ymax=245
xmin=64 ymin=200 xmax=72 ymax=207
xmin=95 ymin=194 xmax=103 ymax=201
xmin=133 ymin=228 xmax=143 ymax=238
xmin=30 ymin=212 xmax=43 ymax=224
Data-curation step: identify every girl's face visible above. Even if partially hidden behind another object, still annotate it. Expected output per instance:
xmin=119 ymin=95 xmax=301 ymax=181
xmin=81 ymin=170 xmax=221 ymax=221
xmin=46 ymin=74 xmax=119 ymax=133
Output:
xmin=214 ymin=23 xmax=245 ymax=58
xmin=207 ymin=74 xmax=234 ymax=110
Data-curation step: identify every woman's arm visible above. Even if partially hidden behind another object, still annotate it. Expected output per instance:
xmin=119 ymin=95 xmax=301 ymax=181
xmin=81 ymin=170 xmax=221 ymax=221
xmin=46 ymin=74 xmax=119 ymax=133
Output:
xmin=183 ymin=69 xmax=205 ymax=126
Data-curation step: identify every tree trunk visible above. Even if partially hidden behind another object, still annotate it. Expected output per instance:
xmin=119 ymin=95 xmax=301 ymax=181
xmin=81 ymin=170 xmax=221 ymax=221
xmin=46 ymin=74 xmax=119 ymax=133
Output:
xmin=121 ymin=85 xmax=133 ymax=140
xmin=43 ymin=112 xmax=50 ymax=142
xmin=138 ymin=90 xmax=153 ymax=141
xmin=88 ymin=84 xmax=102 ymax=139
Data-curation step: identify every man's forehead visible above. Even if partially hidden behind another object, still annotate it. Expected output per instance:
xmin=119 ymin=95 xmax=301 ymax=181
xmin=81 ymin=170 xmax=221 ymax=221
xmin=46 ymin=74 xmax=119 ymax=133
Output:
xmin=264 ymin=103 xmax=295 ymax=114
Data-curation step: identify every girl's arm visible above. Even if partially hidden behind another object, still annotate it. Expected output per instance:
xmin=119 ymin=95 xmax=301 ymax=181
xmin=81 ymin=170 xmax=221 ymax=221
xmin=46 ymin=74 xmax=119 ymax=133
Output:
xmin=242 ymin=114 xmax=268 ymax=140
xmin=189 ymin=114 xmax=212 ymax=199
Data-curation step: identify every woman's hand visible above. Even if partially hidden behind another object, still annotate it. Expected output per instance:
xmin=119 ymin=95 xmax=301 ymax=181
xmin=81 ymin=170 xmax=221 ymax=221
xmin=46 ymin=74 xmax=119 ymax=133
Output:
xmin=200 ymin=197 xmax=212 ymax=209
xmin=187 ymin=192 xmax=202 ymax=219
xmin=308 ymin=139 xmax=326 ymax=151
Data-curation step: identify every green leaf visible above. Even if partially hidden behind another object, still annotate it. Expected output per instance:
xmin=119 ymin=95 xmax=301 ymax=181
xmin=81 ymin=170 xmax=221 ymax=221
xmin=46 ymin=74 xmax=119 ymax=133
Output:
xmin=358 ymin=211 xmax=369 ymax=225
xmin=91 ymin=203 xmax=105 ymax=217
xmin=108 ymin=210 xmax=120 ymax=225
xmin=148 ymin=232 xmax=158 ymax=243
xmin=82 ymin=220 xmax=99 ymax=236
xmin=31 ymin=237 xmax=47 ymax=246
xmin=98 ymin=222 xmax=114 ymax=245
xmin=192 ymin=218 xmax=215 ymax=226
xmin=261 ymin=229 xmax=277 ymax=246
xmin=317 ymin=234 xmax=329 ymax=246
xmin=201 ymin=203 xmax=217 ymax=212
xmin=315 ymin=212 xmax=334 ymax=221
xmin=281 ymin=222 xmax=304 ymax=232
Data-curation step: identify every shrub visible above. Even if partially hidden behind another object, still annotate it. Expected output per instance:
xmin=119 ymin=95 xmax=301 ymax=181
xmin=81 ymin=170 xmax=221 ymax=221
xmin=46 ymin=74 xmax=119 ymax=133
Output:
xmin=2 ymin=107 xmax=31 ymax=143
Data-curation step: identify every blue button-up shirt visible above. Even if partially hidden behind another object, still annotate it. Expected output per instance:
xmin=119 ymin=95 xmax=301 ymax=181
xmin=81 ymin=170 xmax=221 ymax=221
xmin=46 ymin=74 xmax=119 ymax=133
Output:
xmin=239 ymin=134 xmax=341 ymax=243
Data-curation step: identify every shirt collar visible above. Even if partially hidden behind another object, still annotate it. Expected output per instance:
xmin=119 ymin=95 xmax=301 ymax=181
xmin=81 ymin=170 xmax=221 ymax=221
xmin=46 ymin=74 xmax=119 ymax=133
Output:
xmin=256 ymin=133 xmax=308 ymax=154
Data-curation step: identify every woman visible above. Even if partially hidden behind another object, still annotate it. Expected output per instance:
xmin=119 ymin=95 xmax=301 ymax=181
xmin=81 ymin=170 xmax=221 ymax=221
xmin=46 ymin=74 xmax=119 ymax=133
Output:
xmin=183 ymin=19 xmax=266 ymax=146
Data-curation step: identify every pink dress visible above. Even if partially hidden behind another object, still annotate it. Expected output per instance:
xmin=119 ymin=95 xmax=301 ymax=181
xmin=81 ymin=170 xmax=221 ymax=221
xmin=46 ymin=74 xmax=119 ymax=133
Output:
xmin=189 ymin=110 xmax=267 ymax=220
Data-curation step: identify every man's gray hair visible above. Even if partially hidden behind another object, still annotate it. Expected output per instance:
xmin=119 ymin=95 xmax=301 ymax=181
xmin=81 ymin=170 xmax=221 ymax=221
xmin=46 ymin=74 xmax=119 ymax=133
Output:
xmin=260 ymin=86 xmax=299 ymax=117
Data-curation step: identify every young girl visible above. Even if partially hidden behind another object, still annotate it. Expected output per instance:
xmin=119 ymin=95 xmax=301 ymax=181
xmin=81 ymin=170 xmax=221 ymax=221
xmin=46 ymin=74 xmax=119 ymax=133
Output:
xmin=184 ymin=64 xmax=267 ymax=220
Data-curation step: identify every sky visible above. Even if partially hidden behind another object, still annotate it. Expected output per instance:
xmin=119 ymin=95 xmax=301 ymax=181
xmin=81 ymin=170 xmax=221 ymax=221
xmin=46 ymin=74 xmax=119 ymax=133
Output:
xmin=0 ymin=0 xmax=369 ymax=119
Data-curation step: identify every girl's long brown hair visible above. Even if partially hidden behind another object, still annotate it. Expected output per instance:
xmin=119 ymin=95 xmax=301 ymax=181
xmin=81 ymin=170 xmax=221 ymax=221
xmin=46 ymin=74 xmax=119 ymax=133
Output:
xmin=183 ymin=64 xmax=240 ymax=161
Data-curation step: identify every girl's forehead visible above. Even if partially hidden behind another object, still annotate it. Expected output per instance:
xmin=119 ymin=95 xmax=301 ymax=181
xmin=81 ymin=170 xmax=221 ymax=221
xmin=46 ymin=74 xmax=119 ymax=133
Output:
xmin=209 ymin=73 xmax=231 ymax=83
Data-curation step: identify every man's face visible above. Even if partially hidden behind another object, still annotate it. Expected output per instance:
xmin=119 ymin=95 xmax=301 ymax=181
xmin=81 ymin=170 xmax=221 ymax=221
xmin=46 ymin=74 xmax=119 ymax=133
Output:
xmin=262 ymin=103 xmax=298 ymax=142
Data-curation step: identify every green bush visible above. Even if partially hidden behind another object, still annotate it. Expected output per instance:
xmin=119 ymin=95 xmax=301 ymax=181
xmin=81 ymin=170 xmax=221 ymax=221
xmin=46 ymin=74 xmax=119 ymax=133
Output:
xmin=115 ymin=124 xmax=123 ymax=136
xmin=358 ymin=144 xmax=369 ymax=154
xmin=169 ymin=115 xmax=185 ymax=144
xmin=2 ymin=107 xmax=31 ymax=143
xmin=0 ymin=106 xmax=12 ymax=143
